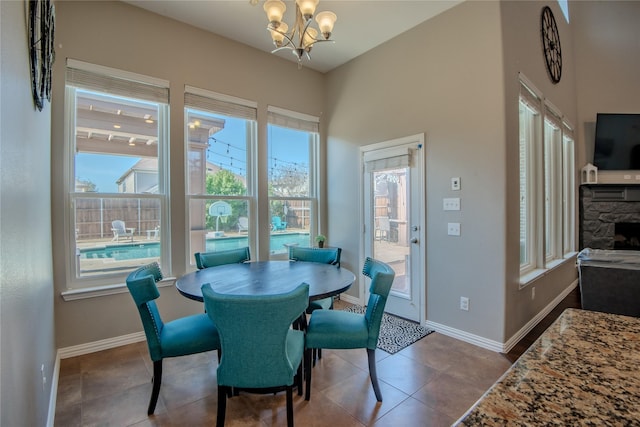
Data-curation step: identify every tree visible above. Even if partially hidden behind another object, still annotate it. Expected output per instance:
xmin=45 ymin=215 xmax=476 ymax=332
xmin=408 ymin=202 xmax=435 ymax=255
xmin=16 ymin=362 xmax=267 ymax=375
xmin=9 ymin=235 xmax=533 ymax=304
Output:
xmin=269 ymin=163 xmax=308 ymax=197
xmin=205 ymin=169 xmax=246 ymax=230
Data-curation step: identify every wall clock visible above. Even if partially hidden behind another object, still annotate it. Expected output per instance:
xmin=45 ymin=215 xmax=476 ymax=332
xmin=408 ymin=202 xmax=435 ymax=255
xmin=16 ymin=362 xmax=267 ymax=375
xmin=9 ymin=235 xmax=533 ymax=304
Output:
xmin=28 ymin=0 xmax=56 ymax=111
xmin=540 ymin=6 xmax=562 ymax=84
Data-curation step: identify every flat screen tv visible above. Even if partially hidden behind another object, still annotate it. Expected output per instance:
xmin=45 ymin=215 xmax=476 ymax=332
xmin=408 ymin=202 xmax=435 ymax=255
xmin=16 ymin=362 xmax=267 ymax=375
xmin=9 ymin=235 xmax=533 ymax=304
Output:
xmin=594 ymin=113 xmax=640 ymax=170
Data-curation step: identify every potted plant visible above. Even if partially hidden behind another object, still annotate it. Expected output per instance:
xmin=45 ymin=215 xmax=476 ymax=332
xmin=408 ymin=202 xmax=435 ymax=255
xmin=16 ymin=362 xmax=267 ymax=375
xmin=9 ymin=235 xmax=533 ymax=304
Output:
xmin=315 ymin=234 xmax=326 ymax=248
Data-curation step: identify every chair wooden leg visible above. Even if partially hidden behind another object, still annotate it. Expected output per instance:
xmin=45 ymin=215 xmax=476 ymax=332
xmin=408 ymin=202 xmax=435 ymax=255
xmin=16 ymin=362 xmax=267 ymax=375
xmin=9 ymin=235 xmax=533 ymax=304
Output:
xmin=296 ymin=361 xmax=303 ymax=396
xmin=304 ymin=348 xmax=312 ymax=401
xmin=286 ymin=386 xmax=294 ymax=427
xmin=367 ymin=348 xmax=383 ymax=402
xmin=217 ymin=385 xmax=227 ymax=427
xmin=148 ymin=360 xmax=162 ymax=415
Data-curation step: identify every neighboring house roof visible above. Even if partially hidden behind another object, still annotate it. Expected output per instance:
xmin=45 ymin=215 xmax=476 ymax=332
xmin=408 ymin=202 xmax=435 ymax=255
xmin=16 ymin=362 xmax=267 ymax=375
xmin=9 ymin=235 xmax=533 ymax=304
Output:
xmin=116 ymin=158 xmax=246 ymax=192
xmin=116 ymin=158 xmax=158 ymax=184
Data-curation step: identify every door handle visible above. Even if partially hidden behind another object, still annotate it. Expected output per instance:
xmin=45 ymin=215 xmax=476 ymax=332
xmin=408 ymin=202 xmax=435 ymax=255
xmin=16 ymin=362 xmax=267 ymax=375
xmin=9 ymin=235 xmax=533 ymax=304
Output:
xmin=410 ymin=238 xmax=418 ymax=244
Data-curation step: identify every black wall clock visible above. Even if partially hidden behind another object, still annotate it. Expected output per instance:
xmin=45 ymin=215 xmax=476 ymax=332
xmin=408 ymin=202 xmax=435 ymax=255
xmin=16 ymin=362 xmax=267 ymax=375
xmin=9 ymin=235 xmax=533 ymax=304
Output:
xmin=540 ymin=6 xmax=562 ymax=84
xmin=28 ymin=0 xmax=56 ymax=111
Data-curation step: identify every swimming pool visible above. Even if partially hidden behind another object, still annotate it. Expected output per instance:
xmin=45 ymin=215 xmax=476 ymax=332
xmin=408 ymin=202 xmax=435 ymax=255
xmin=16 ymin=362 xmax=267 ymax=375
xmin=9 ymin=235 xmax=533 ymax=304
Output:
xmin=79 ymin=232 xmax=311 ymax=260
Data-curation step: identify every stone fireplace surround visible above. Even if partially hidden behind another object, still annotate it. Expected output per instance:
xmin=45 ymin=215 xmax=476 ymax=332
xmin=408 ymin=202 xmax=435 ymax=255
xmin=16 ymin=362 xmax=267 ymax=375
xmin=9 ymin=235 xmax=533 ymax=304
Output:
xmin=580 ymin=184 xmax=640 ymax=250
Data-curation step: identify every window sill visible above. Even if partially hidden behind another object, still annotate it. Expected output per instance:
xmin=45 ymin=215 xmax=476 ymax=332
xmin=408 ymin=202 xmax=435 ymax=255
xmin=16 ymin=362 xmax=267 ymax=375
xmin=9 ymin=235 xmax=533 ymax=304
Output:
xmin=61 ymin=277 xmax=176 ymax=301
xmin=519 ymin=253 xmax=577 ymax=289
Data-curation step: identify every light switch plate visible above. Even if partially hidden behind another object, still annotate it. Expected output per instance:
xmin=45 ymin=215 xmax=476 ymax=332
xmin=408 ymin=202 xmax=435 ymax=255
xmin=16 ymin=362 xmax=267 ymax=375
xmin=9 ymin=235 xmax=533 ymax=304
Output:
xmin=443 ymin=198 xmax=460 ymax=211
xmin=451 ymin=177 xmax=461 ymax=191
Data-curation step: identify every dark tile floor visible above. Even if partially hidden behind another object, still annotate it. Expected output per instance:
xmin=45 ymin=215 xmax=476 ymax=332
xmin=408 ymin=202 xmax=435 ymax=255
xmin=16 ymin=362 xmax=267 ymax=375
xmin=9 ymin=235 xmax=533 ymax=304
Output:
xmin=55 ymin=290 xmax=580 ymax=427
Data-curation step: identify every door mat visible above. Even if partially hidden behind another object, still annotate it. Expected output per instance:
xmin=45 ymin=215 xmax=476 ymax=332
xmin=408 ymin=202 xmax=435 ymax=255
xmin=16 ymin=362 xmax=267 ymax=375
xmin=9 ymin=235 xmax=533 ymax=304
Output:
xmin=342 ymin=304 xmax=434 ymax=354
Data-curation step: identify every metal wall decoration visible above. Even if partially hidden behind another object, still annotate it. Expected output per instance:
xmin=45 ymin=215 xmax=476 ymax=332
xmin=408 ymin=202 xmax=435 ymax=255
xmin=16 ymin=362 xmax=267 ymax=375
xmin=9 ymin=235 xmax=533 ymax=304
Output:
xmin=28 ymin=0 xmax=56 ymax=111
xmin=540 ymin=6 xmax=562 ymax=84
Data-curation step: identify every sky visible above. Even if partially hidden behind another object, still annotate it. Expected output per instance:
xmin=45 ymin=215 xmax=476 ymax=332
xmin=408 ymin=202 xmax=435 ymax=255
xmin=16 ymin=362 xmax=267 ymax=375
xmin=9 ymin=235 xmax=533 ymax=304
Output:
xmin=76 ymin=114 xmax=309 ymax=193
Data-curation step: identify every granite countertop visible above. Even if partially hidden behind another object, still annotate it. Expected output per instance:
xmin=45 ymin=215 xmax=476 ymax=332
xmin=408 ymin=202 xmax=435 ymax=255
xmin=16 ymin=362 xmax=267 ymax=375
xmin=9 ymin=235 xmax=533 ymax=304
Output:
xmin=456 ymin=308 xmax=640 ymax=425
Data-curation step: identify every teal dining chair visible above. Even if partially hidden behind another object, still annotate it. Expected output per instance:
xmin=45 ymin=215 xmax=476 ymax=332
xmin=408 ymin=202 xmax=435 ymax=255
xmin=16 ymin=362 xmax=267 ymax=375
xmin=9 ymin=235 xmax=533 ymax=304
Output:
xmin=202 ymin=282 xmax=309 ymax=427
xmin=288 ymin=246 xmax=342 ymax=364
xmin=304 ymin=257 xmax=395 ymax=402
xmin=125 ymin=262 xmax=221 ymax=415
xmin=194 ymin=246 xmax=250 ymax=270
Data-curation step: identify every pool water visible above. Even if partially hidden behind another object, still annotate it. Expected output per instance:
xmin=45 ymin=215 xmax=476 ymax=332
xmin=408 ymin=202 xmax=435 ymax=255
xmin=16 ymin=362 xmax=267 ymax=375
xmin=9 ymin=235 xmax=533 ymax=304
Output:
xmin=79 ymin=233 xmax=311 ymax=260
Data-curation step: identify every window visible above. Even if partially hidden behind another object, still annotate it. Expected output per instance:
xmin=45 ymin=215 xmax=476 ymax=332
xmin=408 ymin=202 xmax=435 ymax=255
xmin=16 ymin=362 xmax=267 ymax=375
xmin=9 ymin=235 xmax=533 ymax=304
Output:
xmin=562 ymin=127 xmax=576 ymax=255
xmin=519 ymin=95 xmax=540 ymax=270
xmin=544 ymin=109 xmax=562 ymax=261
xmin=65 ymin=60 xmax=169 ymax=286
xmin=519 ymin=76 xmax=575 ymax=278
xmin=267 ymin=107 xmax=320 ymax=255
xmin=184 ymin=87 xmax=257 ymax=266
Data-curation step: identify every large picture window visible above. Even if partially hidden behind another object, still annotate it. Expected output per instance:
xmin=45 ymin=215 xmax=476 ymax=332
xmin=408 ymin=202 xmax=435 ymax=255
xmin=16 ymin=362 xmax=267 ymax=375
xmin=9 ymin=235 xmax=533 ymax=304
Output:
xmin=184 ymin=87 xmax=256 ymax=266
xmin=267 ymin=107 xmax=320 ymax=255
xmin=65 ymin=60 xmax=169 ymax=286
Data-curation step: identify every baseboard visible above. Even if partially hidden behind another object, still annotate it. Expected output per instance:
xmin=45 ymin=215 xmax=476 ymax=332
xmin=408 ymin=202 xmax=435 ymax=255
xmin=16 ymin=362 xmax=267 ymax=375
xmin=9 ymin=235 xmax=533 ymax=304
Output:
xmin=338 ymin=293 xmax=361 ymax=306
xmin=501 ymin=279 xmax=578 ymax=353
xmin=426 ymin=279 xmax=578 ymax=353
xmin=425 ymin=320 xmax=505 ymax=352
xmin=53 ymin=279 xmax=577 ymax=362
xmin=58 ymin=331 xmax=146 ymax=359
xmin=46 ymin=353 xmax=61 ymax=427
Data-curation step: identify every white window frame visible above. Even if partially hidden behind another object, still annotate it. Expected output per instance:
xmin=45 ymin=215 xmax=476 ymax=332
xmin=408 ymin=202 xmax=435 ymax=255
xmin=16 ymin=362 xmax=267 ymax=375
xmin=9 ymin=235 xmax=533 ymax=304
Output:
xmin=544 ymin=103 xmax=563 ymax=262
xmin=267 ymin=106 xmax=320 ymax=258
xmin=562 ymin=122 xmax=576 ymax=256
xmin=519 ymin=74 xmax=576 ymax=283
xmin=519 ymin=83 xmax=541 ymax=274
xmin=63 ymin=59 xmax=170 ymax=291
xmin=184 ymin=86 xmax=258 ymax=267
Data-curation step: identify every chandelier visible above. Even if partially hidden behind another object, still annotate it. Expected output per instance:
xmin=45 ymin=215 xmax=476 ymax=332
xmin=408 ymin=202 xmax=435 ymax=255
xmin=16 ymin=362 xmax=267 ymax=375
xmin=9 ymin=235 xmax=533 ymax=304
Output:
xmin=252 ymin=0 xmax=337 ymax=64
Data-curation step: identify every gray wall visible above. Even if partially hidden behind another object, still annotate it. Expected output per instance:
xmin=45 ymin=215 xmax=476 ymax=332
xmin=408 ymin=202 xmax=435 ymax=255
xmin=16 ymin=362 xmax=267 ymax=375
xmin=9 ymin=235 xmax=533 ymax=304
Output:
xmin=0 ymin=1 xmax=56 ymax=425
xmin=572 ymin=0 xmax=640 ymax=179
xmin=326 ymin=1 xmax=510 ymax=342
xmin=501 ymin=1 xmax=579 ymax=340
xmin=52 ymin=1 xmax=326 ymax=348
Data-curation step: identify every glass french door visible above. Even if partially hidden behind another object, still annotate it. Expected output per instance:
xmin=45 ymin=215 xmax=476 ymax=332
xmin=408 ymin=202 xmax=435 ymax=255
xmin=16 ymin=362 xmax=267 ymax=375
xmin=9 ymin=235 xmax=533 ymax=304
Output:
xmin=362 ymin=135 xmax=424 ymax=322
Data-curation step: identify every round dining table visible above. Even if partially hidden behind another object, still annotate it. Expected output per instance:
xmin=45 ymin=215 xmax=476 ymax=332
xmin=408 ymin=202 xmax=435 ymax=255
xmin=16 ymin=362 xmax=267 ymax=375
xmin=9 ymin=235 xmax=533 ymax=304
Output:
xmin=175 ymin=260 xmax=356 ymax=302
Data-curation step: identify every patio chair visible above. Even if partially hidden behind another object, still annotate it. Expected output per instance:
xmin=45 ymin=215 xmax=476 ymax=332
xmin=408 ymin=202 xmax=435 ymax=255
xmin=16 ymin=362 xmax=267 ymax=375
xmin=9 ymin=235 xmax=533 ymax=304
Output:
xmin=194 ymin=247 xmax=251 ymax=270
xmin=125 ymin=262 xmax=221 ymax=415
xmin=237 ymin=216 xmax=249 ymax=233
xmin=272 ymin=216 xmax=287 ymax=231
xmin=375 ymin=216 xmax=390 ymax=241
xmin=304 ymin=257 xmax=395 ymax=402
xmin=111 ymin=220 xmax=135 ymax=242
xmin=202 ymin=282 xmax=309 ymax=427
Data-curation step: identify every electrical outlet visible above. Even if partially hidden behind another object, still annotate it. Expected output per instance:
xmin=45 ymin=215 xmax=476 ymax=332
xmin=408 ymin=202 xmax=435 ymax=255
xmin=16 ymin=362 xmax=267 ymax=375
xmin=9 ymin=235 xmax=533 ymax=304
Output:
xmin=443 ymin=198 xmax=460 ymax=211
xmin=531 ymin=286 xmax=536 ymax=300
xmin=447 ymin=222 xmax=461 ymax=236
xmin=460 ymin=296 xmax=469 ymax=311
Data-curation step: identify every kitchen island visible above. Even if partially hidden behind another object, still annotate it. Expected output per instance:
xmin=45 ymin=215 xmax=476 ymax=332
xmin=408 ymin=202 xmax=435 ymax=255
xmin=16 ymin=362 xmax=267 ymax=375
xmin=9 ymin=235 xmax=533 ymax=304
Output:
xmin=455 ymin=308 xmax=640 ymax=425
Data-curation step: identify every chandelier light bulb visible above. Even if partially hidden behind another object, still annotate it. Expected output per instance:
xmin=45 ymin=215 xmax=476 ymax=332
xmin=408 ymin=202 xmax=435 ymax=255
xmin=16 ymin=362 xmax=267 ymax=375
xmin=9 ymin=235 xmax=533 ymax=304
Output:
xmin=303 ymin=27 xmax=318 ymax=50
xmin=295 ymin=0 xmax=319 ymax=20
xmin=269 ymin=21 xmax=288 ymax=47
xmin=263 ymin=0 xmax=286 ymax=26
xmin=314 ymin=10 xmax=336 ymax=39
